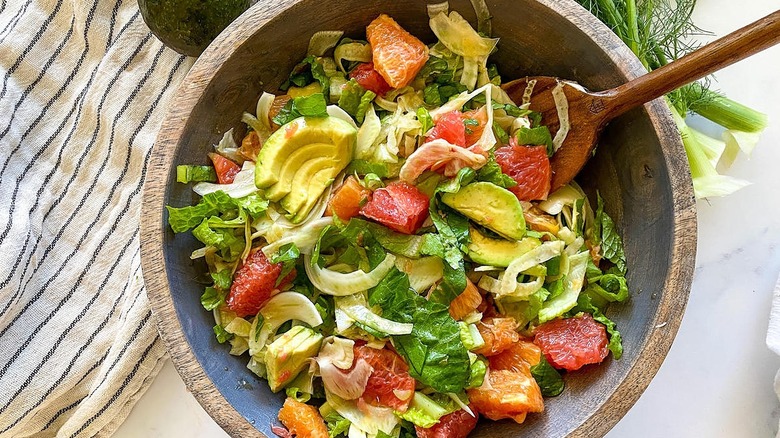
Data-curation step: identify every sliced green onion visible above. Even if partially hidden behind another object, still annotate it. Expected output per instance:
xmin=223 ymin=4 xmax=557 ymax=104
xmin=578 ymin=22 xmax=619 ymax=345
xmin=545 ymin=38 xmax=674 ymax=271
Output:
xmin=176 ymin=165 xmax=217 ymax=183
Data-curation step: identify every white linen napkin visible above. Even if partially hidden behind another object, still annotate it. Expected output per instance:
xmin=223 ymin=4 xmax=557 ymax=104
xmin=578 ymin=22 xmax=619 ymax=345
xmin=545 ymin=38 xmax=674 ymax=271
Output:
xmin=0 ymin=1 xmax=193 ymax=436
xmin=767 ymin=272 xmax=780 ymax=437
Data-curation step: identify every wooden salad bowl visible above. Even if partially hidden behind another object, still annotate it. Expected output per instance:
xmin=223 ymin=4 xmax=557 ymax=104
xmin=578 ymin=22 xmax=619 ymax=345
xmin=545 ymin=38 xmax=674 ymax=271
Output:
xmin=139 ymin=0 xmax=697 ymax=436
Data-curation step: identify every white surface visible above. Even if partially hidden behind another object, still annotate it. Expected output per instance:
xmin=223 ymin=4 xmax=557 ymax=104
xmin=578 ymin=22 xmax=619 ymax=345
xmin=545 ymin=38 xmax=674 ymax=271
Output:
xmin=115 ymin=1 xmax=780 ymax=437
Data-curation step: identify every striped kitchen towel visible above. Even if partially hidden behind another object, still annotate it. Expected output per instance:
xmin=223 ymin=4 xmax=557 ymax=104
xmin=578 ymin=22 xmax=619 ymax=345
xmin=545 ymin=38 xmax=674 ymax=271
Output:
xmin=0 ymin=0 xmax=194 ymax=436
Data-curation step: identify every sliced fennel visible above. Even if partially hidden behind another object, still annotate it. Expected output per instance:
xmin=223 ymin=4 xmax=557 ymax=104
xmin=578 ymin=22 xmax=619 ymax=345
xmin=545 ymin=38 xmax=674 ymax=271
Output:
xmin=305 ymin=253 xmax=397 ymax=296
xmin=308 ymin=30 xmax=344 ymax=56
xmin=479 ymin=274 xmax=545 ymax=300
xmin=334 ymin=42 xmax=372 ymax=73
xmin=538 ymin=251 xmax=590 ymax=322
xmin=213 ymin=129 xmax=243 ymax=163
xmin=261 ymin=217 xmax=334 ymax=257
xmin=429 ymin=11 xmax=498 ymax=90
xmin=395 ymin=256 xmax=444 ymax=293
xmin=499 ymin=241 xmax=565 ymax=295
xmin=551 ymin=82 xmax=570 ymax=152
xmin=689 ymin=128 xmax=726 ymax=168
xmin=538 ymin=184 xmax=584 ymax=215
xmin=317 ymin=337 xmax=372 ymax=400
xmin=355 ymin=104 xmax=382 ymax=159
xmin=250 ymin=292 xmax=323 ymax=354
xmin=326 ymin=391 xmax=399 ymax=436
xmin=335 ymin=293 xmax=413 ymax=336
xmin=720 ymin=129 xmax=761 ymax=169
xmin=193 ymin=161 xmax=257 ymax=198
xmin=673 ymin=105 xmax=751 ymax=198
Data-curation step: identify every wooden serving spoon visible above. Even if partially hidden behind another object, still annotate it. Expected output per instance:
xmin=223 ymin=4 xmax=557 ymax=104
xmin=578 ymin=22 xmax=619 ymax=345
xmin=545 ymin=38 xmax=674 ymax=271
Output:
xmin=502 ymin=10 xmax=780 ymax=192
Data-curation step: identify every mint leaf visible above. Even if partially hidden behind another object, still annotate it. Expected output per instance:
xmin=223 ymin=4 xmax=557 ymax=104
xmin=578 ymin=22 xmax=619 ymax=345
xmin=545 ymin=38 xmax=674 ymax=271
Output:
xmin=530 ymin=355 xmax=565 ymax=396
xmin=295 ymin=93 xmax=328 ymax=117
xmin=272 ymin=93 xmax=329 ymax=126
xmin=270 ymin=243 xmax=300 ymax=286
xmin=476 ymin=152 xmax=517 ymax=188
xmin=280 ymin=55 xmax=330 ymax=98
xmin=338 ymin=79 xmax=375 ymax=123
xmin=515 ymin=126 xmax=554 ymax=155
xmin=417 ymin=107 xmax=433 ymax=135
xmin=596 ymin=193 xmax=627 ymax=275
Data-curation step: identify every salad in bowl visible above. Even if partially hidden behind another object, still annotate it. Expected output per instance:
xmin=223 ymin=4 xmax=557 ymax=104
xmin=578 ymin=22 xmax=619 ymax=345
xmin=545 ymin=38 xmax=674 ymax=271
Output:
xmin=166 ymin=3 xmax=629 ymax=437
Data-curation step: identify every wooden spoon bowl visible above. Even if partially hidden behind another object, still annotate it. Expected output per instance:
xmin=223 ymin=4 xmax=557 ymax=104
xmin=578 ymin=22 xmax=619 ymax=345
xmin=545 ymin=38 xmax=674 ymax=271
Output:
xmin=139 ymin=0 xmax=698 ymax=436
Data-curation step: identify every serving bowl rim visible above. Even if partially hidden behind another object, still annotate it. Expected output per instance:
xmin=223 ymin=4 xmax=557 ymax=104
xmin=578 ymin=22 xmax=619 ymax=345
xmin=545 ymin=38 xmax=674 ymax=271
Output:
xmin=139 ymin=0 xmax=697 ymax=436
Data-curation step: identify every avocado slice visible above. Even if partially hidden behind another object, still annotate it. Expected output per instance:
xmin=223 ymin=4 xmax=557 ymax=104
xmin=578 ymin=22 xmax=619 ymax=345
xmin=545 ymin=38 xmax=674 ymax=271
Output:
xmin=265 ymin=326 xmax=323 ymax=393
xmin=265 ymin=147 xmax=338 ymax=201
xmin=467 ymin=226 xmax=541 ymax=267
xmin=280 ymin=164 xmax=337 ymax=219
xmin=441 ymin=182 xmax=526 ymax=240
xmin=284 ymin=167 xmax=337 ymax=223
xmin=255 ymin=117 xmax=356 ymax=189
xmin=138 ymin=0 xmax=250 ymax=57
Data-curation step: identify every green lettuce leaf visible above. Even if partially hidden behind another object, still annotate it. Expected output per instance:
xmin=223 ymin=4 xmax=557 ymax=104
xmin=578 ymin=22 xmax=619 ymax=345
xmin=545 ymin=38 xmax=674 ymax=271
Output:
xmin=398 ymin=392 xmax=459 ymax=428
xmin=338 ymin=79 xmax=376 ymax=123
xmin=200 ymin=287 xmax=224 ymax=311
xmin=323 ymin=411 xmax=351 ymax=438
xmin=427 ymin=168 xmax=475 ymax=306
xmin=341 ymin=218 xmax=443 ymax=259
xmin=211 ymin=269 xmax=233 ymax=290
xmin=344 ymin=159 xmax=401 ymax=178
xmin=213 ymin=325 xmax=233 ymax=343
xmin=368 ymin=268 xmax=470 ymax=392
xmin=166 ymin=191 xmax=237 ymax=233
xmin=417 ymin=107 xmax=433 ymax=135
xmin=586 ymin=273 xmax=629 ymax=303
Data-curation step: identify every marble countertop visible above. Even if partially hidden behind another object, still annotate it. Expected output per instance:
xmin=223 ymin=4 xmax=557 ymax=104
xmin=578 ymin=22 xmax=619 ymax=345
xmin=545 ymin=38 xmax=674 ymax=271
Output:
xmin=115 ymin=1 xmax=780 ymax=436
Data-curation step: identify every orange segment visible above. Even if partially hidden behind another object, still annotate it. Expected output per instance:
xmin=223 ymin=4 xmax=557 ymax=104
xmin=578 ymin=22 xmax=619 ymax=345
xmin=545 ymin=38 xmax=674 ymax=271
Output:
xmin=473 ymin=317 xmax=520 ymax=357
xmin=326 ymin=176 xmax=371 ymax=220
xmin=489 ymin=340 xmax=542 ymax=373
xmin=240 ymin=130 xmax=262 ymax=161
xmin=467 ymin=369 xmax=544 ymax=423
xmin=278 ymin=397 xmax=329 ymax=438
xmin=449 ymin=279 xmax=483 ymax=320
xmin=366 ymin=14 xmax=429 ymax=88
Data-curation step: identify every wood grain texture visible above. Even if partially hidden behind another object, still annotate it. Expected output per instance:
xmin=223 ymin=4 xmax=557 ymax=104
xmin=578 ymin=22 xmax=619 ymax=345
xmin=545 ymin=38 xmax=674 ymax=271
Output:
xmin=503 ymin=9 xmax=779 ymax=191
xmin=139 ymin=0 xmax=698 ymax=437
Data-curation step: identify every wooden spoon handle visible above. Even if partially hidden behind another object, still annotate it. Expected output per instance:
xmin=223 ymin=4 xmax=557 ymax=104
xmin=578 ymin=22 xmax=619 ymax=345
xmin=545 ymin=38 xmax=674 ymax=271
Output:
xmin=600 ymin=9 xmax=780 ymax=118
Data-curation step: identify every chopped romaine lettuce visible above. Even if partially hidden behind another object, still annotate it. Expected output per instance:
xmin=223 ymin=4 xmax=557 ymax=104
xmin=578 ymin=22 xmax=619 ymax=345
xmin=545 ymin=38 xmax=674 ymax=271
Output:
xmin=368 ymin=268 xmax=470 ymax=392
